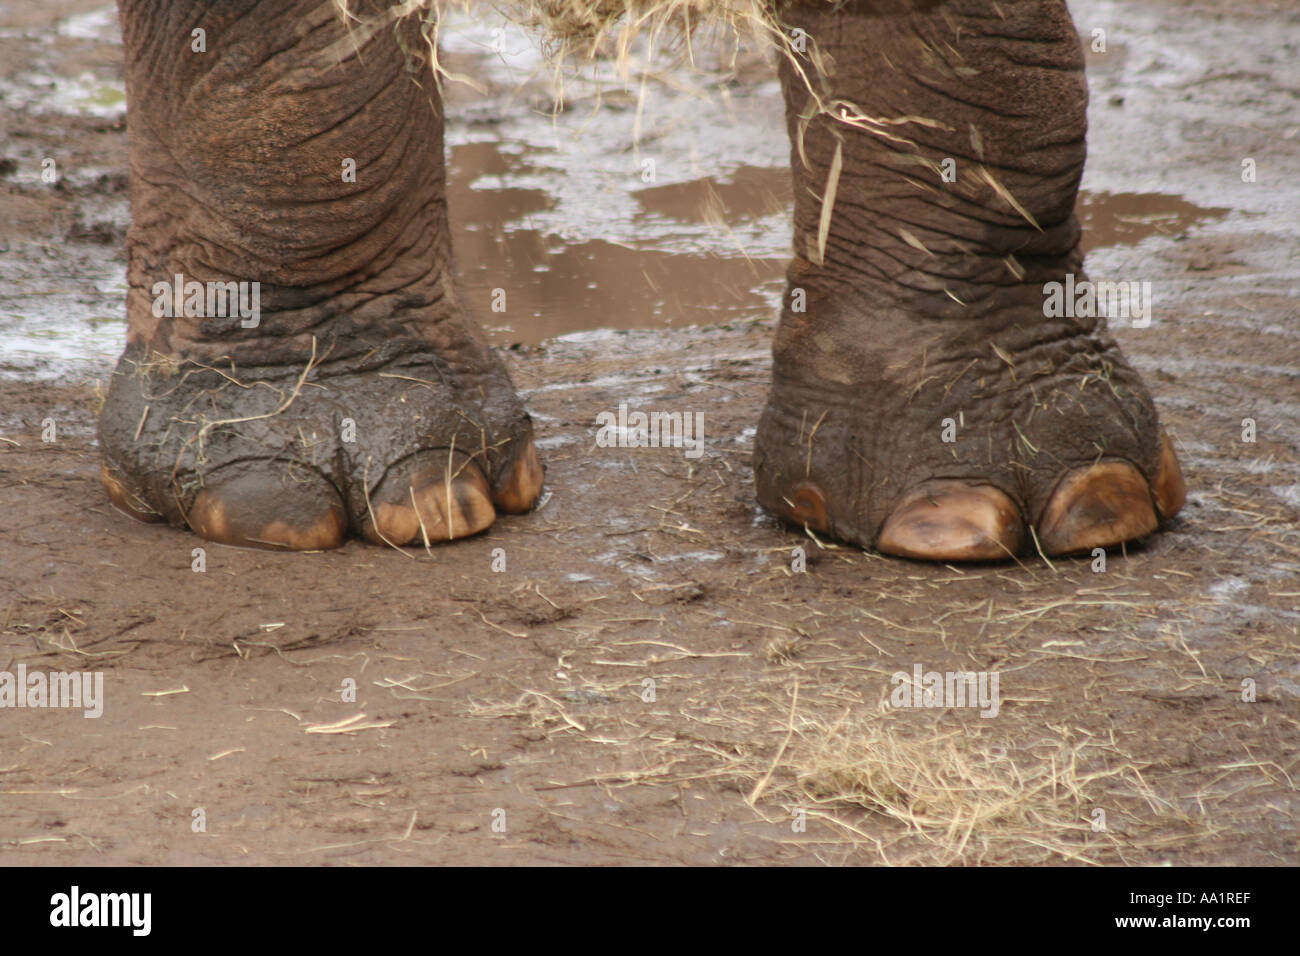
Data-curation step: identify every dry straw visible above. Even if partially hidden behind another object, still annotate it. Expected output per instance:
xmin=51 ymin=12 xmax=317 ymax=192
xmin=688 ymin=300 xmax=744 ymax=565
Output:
xmin=328 ymin=0 xmax=838 ymax=104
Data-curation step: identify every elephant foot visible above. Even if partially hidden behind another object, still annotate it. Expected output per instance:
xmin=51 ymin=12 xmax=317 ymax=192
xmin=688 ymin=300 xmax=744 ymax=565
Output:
xmin=98 ymin=0 xmax=545 ymax=551
xmin=753 ymin=291 xmax=1185 ymax=562
xmin=754 ymin=0 xmax=1188 ymax=562
xmin=98 ymin=340 xmax=543 ymax=551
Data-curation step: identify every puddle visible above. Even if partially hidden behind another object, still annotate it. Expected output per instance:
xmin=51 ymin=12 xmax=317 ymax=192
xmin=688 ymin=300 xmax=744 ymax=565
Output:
xmin=454 ymin=229 xmax=784 ymax=346
xmin=447 ymin=139 xmax=786 ymax=345
xmin=1077 ymin=190 xmax=1231 ymax=253
xmin=437 ymin=15 xmax=794 ymax=348
xmin=632 ymin=165 xmax=792 ymax=224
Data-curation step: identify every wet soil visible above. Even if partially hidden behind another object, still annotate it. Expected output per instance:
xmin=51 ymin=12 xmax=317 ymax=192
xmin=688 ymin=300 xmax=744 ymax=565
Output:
xmin=0 ymin=0 xmax=1297 ymax=865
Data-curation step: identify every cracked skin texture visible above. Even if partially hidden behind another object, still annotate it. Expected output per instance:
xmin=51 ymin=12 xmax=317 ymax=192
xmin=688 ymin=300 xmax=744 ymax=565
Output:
xmin=98 ymin=0 xmax=1182 ymax=559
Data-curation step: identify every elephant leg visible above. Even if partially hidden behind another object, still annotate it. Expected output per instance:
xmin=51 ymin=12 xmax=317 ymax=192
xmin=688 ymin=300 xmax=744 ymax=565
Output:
xmin=755 ymin=0 xmax=1185 ymax=560
xmin=99 ymin=0 xmax=542 ymax=549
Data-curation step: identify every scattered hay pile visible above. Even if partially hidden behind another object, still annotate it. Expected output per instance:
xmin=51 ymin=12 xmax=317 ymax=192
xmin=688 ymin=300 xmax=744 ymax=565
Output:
xmin=787 ymin=718 xmax=1116 ymax=863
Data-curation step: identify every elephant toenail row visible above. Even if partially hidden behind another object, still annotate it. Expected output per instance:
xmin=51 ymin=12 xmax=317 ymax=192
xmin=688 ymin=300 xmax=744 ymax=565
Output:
xmin=772 ymin=429 xmax=1185 ymax=561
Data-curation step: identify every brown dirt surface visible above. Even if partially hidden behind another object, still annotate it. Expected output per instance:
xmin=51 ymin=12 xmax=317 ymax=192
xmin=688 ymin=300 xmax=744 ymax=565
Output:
xmin=1 ymin=0 xmax=1297 ymax=865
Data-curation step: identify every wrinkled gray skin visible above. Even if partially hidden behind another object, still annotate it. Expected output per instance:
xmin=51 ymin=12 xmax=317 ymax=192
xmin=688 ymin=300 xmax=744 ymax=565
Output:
xmin=98 ymin=0 xmax=1177 ymax=558
xmin=100 ymin=0 xmax=536 ymax=546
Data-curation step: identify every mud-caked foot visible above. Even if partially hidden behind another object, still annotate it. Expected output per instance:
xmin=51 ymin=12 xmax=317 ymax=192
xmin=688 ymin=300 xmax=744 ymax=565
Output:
xmin=98 ymin=0 xmax=547 ymax=552
xmin=754 ymin=323 xmax=1186 ymax=564
xmin=98 ymin=344 xmax=544 ymax=551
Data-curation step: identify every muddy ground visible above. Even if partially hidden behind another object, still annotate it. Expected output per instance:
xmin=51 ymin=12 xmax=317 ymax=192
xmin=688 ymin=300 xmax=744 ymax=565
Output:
xmin=1 ymin=0 xmax=1297 ymax=865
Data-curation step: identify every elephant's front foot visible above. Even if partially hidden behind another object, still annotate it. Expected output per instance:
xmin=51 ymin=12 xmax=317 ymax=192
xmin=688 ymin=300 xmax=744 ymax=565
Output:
xmin=99 ymin=338 xmax=543 ymax=551
xmin=100 ymin=0 xmax=543 ymax=551
xmin=753 ymin=281 xmax=1185 ymax=562
xmin=757 ymin=0 xmax=1189 ymax=562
